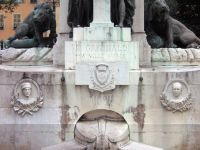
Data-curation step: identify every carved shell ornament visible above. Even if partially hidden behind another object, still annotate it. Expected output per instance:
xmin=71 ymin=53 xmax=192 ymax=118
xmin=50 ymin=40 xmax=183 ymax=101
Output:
xmin=11 ymin=78 xmax=44 ymax=116
xmin=160 ymin=79 xmax=192 ymax=112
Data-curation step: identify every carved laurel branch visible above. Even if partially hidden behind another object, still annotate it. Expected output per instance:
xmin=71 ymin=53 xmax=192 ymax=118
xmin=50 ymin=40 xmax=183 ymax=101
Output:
xmin=11 ymin=96 xmax=43 ymax=116
xmin=160 ymin=93 xmax=192 ymax=113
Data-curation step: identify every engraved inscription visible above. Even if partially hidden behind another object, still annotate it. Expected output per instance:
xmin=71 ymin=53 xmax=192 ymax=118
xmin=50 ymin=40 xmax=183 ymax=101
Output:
xmin=77 ymin=42 xmax=131 ymax=62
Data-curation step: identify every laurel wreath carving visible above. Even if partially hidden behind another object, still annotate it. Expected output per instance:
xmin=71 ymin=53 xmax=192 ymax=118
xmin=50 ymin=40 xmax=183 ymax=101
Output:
xmin=160 ymin=79 xmax=192 ymax=113
xmin=160 ymin=93 xmax=192 ymax=113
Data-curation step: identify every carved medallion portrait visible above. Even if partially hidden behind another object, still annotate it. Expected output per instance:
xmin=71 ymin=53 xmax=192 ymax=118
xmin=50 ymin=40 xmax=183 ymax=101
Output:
xmin=11 ymin=78 xmax=43 ymax=116
xmin=89 ymin=63 xmax=115 ymax=92
xmin=160 ymin=79 xmax=192 ymax=112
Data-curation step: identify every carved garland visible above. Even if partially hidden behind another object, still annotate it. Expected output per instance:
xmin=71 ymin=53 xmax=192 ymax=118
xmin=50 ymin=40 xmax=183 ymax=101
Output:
xmin=160 ymin=79 xmax=192 ymax=113
xmin=160 ymin=93 xmax=192 ymax=113
xmin=11 ymin=78 xmax=43 ymax=116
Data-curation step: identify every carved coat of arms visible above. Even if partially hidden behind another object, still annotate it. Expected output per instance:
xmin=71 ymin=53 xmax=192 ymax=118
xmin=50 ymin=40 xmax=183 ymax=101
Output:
xmin=89 ymin=64 xmax=115 ymax=92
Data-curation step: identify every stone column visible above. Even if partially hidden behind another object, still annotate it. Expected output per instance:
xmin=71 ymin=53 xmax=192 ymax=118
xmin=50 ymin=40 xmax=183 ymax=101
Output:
xmin=91 ymin=0 xmax=113 ymax=27
xmin=59 ymin=0 xmax=70 ymax=34
xmin=133 ymin=0 xmax=151 ymax=67
xmin=53 ymin=0 xmax=70 ymax=66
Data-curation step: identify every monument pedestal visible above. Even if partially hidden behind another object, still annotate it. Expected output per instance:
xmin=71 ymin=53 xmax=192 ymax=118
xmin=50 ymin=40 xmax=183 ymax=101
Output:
xmin=73 ymin=27 xmax=131 ymax=41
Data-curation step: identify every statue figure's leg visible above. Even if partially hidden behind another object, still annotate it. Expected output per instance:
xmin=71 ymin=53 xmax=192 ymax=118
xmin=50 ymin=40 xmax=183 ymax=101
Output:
xmin=123 ymin=0 xmax=135 ymax=29
xmin=78 ymin=0 xmax=84 ymax=26
xmin=118 ymin=0 xmax=125 ymax=27
xmin=111 ymin=0 xmax=119 ymax=26
xmin=67 ymin=0 xmax=79 ymax=38
xmin=78 ymin=0 xmax=91 ymax=27
xmin=89 ymin=0 xmax=93 ymax=23
xmin=84 ymin=0 xmax=90 ymax=26
xmin=67 ymin=0 xmax=79 ymax=27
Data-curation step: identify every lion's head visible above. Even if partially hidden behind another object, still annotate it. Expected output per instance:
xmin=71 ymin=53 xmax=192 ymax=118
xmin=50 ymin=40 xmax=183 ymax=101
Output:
xmin=33 ymin=3 xmax=53 ymax=23
xmin=149 ymin=0 xmax=170 ymax=22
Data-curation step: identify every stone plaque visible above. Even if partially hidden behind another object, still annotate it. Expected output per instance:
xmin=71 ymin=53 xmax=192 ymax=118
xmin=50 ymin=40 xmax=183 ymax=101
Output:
xmin=65 ymin=41 xmax=139 ymax=70
xmin=76 ymin=62 xmax=129 ymax=92
xmin=11 ymin=78 xmax=44 ymax=116
xmin=160 ymin=79 xmax=192 ymax=112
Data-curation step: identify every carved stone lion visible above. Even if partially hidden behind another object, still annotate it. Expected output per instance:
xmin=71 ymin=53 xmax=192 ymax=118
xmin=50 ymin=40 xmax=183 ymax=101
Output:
xmin=6 ymin=3 xmax=57 ymax=48
xmin=147 ymin=0 xmax=200 ymax=48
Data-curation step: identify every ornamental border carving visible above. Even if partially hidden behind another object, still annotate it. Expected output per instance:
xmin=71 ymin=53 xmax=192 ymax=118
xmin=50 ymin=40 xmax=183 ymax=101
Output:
xmin=160 ymin=79 xmax=192 ymax=112
xmin=11 ymin=78 xmax=44 ymax=116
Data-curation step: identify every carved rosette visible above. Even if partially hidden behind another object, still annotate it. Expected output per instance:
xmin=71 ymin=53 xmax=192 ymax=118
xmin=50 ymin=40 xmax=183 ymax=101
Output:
xmin=160 ymin=79 xmax=192 ymax=112
xmin=89 ymin=63 xmax=115 ymax=92
xmin=11 ymin=78 xmax=43 ymax=116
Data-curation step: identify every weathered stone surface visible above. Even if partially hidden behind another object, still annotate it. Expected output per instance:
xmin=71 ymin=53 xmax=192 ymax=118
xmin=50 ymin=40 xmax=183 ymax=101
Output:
xmin=42 ymin=140 xmax=86 ymax=150
xmin=43 ymin=110 xmax=163 ymax=150
xmin=122 ymin=142 xmax=163 ymax=150
xmin=1 ymin=66 xmax=200 ymax=149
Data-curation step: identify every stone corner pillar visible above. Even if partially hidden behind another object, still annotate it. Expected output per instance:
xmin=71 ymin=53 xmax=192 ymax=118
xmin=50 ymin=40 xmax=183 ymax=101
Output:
xmin=133 ymin=0 xmax=151 ymax=67
xmin=53 ymin=0 xmax=71 ymax=66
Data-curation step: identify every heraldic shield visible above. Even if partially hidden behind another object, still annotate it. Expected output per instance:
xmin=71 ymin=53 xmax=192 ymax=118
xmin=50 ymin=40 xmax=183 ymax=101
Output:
xmin=90 ymin=63 xmax=115 ymax=92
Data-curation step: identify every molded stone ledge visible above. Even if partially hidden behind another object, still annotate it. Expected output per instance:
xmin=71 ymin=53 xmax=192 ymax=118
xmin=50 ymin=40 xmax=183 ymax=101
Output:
xmin=0 ymin=47 xmax=53 ymax=66
xmin=152 ymin=48 xmax=200 ymax=66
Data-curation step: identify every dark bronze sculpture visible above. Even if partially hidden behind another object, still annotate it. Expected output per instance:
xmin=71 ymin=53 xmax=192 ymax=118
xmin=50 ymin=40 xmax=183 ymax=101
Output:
xmin=67 ymin=0 xmax=93 ymax=38
xmin=123 ymin=0 xmax=135 ymax=28
xmin=111 ymin=0 xmax=135 ymax=29
xmin=77 ymin=0 xmax=93 ymax=27
xmin=67 ymin=0 xmax=135 ymax=38
xmin=67 ymin=0 xmax=79 ymax=28
xmin=6 ymin=3 xmax=57 ymax=48
xmin=147 ymin=0 xmax=200 ymax=48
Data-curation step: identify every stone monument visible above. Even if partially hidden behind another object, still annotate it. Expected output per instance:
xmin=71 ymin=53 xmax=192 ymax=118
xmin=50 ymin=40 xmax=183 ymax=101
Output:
xmin=1 ymin=0 xmax=200 ymax=150
xmin=43 ymin=0 xmax=160 ymax=149
xmin=43 ymin=0 xmax=159 ymax=149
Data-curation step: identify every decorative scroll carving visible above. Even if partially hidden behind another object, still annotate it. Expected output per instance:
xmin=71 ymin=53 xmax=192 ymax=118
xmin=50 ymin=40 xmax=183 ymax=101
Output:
xmin=11 ymin=78 xmax=43 ymax=116
xmin=160 ymin=79 xmax=192 ymax=112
